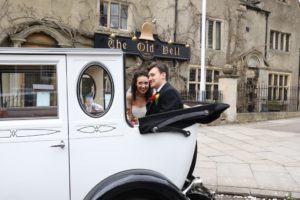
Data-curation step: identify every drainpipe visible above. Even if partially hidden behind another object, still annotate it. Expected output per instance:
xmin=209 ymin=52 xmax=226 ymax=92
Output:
xmin=0 ymin=73 xmax=2 ymax=107
xmin=264 ymin=12 xmax=269 ymax=59
xmin=298 ymin=48 xmax=300 ymax=110
xmin=172 ymin=0 xmax=178 ymax=88
xmin=174 ymin=0 xmax=178 ymax=42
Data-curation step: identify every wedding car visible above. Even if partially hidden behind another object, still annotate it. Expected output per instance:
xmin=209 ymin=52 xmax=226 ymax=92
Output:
xmin=0 ymin=48 xmax=228 ymax=200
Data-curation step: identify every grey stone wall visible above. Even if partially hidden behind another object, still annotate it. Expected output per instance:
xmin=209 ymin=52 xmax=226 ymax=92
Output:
xmin=0 ymin=0 xmax=299 ymax=106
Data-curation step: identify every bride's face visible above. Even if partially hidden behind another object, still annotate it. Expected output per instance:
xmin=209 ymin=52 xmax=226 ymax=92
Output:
xmin=136 ymin=76 xmax=149 ymax=95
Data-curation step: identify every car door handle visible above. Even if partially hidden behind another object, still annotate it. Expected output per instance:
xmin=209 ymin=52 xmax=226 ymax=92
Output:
xmin=50 ymin=140 xmax=65 ymax=149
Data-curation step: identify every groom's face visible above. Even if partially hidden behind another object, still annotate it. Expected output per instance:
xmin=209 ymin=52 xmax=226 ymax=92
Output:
xmin=148 ymin=67 xmax=166 ymax=89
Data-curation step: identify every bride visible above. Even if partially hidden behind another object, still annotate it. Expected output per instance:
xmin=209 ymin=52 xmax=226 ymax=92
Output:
xmin=126 ymin=71 xmax=152 ymax=125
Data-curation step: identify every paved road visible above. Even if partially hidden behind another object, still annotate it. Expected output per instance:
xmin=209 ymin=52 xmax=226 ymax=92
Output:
xmin=194 ymin=117 xmax=300 ymax=199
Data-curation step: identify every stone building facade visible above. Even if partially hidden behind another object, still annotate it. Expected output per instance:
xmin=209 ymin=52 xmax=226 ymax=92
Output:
xmin=0 ymin=0 xmax=299 ymax=111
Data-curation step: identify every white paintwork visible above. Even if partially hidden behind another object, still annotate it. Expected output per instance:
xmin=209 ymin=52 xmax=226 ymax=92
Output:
xmin=0 ymin=54 xmax=69 ymax=200
xmin=0 ymin=48 xmax=197 ymax=200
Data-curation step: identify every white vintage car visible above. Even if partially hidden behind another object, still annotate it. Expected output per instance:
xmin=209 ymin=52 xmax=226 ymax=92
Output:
xmin=0 ymin=48 xmax=228 ymax=200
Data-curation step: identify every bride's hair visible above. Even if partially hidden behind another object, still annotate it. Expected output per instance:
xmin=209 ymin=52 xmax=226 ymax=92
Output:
xmin=131 ymin=70 xmax=152 ymax=101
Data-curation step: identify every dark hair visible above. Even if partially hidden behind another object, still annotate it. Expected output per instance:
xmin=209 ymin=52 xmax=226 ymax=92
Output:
xmin=147 ymin=62 xmax=169 ymax=81
xmin=131 ymin=70 xmax=152 ymax=101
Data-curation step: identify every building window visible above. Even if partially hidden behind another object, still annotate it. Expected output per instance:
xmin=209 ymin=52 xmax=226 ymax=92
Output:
xmin=100 ymin=1 xmax=128 ymax=30
xmin=188 ymin=67 xmax=220 ymax=101
xmin=270 ymin=30 xmax=290 ymax=52
xmin=268 ymin=73 xmax=289 ymax=101
xmin=200 ymin=19 xmax=222 ymax=50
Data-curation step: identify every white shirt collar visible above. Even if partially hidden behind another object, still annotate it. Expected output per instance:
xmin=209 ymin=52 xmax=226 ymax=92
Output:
xmin=156 ymin=82 xmax=166 ymax=93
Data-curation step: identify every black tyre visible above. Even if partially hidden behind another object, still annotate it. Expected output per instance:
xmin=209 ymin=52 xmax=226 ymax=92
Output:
xmin=103 ymin=188 xmax=169 ymax=200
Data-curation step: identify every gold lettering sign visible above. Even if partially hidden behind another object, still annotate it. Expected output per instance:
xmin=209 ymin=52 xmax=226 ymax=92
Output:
xmin=162 ymin=45 xmax=180 ymax=56
xmin=137 ymin=41 xmax=154 ymax=60
xmin=95 ymin=33 xmax=189 ymax=60
xmin=107 ymin=38 xmax=127 ymax=50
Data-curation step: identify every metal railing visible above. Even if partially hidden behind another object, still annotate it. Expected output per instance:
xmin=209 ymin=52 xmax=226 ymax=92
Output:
xmin=179 ymin=90 xmax=223 ymax=104
xmin=237 ymin=84 xmax=299 ymax=113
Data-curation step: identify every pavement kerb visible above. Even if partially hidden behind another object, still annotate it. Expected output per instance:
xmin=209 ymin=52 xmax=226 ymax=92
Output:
xmin=205 ymin=185 xmax=300 ymax=199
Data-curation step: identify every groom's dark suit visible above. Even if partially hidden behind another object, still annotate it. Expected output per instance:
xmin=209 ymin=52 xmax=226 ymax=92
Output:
xmin=146 ymin=82 xmax=183 ymax=116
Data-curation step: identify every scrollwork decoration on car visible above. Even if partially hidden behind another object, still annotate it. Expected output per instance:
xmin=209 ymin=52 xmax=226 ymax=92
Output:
xmin=0 ymin=129 xmax=60 ymax=139
xmin=77 ymin=124 xmax=116 ymax=134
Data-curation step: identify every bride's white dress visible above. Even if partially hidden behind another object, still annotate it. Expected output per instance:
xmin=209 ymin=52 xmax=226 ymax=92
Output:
xmin=131 ymin=105 xmax=147 ymax=118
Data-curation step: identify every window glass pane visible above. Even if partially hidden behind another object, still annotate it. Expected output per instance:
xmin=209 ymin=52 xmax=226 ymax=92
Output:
xmin=285 ymin=34 xmax=290 ymax=52
xmin=268 ymin=87 xmax=272 ymax=100
xmin=206 ymin=70 xmax=212 ymax=82
xmin=189 ymin=84 xmax=196 ymax=91
xmin=78 ymin=64 xmax=113 ymax=117
xmin=197 ymin=69 xmax=201 ymax=82
xmin=120 ymin=5 xmax=128 ymax=29
xmin=214 ymin=70 xmax=219 ymax=82
xmin=270 ymin=31 xmax=274 ymax=49
xmin=279 ymin=88 xmax=282 ymax=100
xmin=284 ymin=75 xmax=288 ymax=86
xmin=100 ymin=2 xmax=108 ymax=26
xmin=273 ymin=87 xmax=277 ymax=100
xmin=189 ymin=68 xmax=196 ymax=81
xmin=215 ymin=21 xmax=221 ymax=50
xmin=268 ymin=74 xmax=272 ymax=85
xmin=279 ymin=75 xmax=283 ymax=86
xmin=188 ymin=84 xmax=197 ymax=100
xmin=213 ymin=85 xmax=219 ymax=100
xmin=207 ymin=20 xmax=213 ymax=49
xmin=280 ymin=34 xmax=284 ymax=51
xmin=284 ymin=88 xmax=288 ymax=101
xmin=110 ymin=16 xmax=119 ymax=29
xmin=110 ymin=3 xmax=119 ymax=15
xmin=274 ymin=74 xmax=278 ymax=85
xmin=205 ymin=85 xmax=211 ymax=99
xmin=110 ymin=3 xmax=119 ymax=28
xmin=275 ymin=32 xmax=279 ymax=49
xmin=0 ymin=65 xmax=57 ymax=119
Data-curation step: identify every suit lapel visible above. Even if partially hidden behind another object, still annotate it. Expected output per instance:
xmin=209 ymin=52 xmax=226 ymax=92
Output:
xmin=146 ymin=83 xmax=170 ymax=116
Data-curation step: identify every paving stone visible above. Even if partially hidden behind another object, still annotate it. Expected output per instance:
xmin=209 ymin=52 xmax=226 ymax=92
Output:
xmin=223 ymin=149 xmax=264 ymax=162
xmin=198 ymin=135 xmax=221 ymax=144
xmin=244 ymin=139 xmax=274 ymax=148
xmin=197 ymin=153 xmax=214 ymax=161
xmin=285 ymin=166 xmax=300 ymax=186
xmin=255 ymin=152 xmax=295 ymax=163
xmin=253 ymin=171 xmax=300 ymax=192
xmin=194 ymin=167 xmax=217 ymax=186
xmin=283 ymin=162 xmax=300 ymax=167
xmin=198 ymin=161 xmax=217 ymax=169
xmin=218 ymin=176 xmax=257 ymax=188
xmin=250 ymin=164 xmax=287 ymax=173
xmin=209 ymin=155 xmax=244 ymax=163
xmin=200 ymin=147 xmax=226 ymax=157
xmin=264 ymin=146 xmax=300 ymax=157
xmin=248 ymin=159 xmax=278 ymax=165
xmin=207 ymin=143 xmax=238 ymax=151
xmin=217 ymin=163 xmax=254 ymax=178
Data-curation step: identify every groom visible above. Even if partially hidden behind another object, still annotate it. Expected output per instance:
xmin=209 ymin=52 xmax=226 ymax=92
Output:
xmin=146 ymin=62 xmax=183 ymax=116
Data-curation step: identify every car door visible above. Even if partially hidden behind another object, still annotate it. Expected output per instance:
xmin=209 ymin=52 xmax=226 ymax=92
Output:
xmin=66 ymin=52 xmax=127 ymax=200
xmin=0 ymin=54 xmax=69 ymax=200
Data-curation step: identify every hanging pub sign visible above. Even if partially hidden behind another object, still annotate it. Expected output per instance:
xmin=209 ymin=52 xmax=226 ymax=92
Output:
xmin=94 ymin=33 xmax=190 ymax=61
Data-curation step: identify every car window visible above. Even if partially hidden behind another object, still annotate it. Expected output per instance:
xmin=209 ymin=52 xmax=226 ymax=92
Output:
xmin=0 ymin=65 xmax=57 ymax=119
xmin=78 ymin=63 xmax=113 ymax=117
